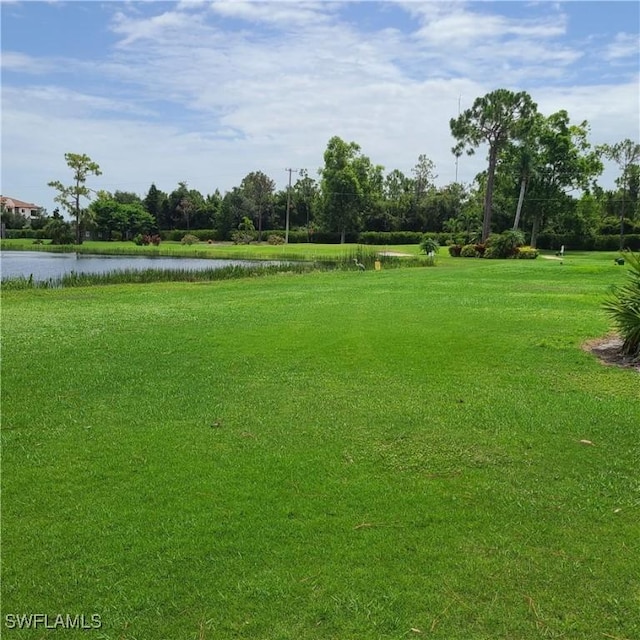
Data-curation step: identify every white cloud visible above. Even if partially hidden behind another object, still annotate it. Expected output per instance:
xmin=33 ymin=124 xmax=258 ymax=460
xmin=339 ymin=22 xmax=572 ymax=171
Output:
xmin=111 ymin=9 xmax=204 ymax=46
xmin=604 ymin=32 xmax=640 ymax=61
xmin=1 ymin=1 xmax=638 ymax=215
xmin=0 ymin=51 xmax=53 ymax=73
xmin=2 ymin=85 xmax=156 ymax=118
xmin=209 ymin=0 xmax=336 ymax=27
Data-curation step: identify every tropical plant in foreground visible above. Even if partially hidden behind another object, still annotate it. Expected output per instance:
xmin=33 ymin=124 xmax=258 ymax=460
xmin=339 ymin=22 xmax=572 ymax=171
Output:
xmin=603 ymin=251 xmax=640 ymax=359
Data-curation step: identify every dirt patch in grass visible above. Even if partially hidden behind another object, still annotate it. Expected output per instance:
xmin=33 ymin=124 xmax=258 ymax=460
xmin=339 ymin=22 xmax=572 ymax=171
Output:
xmin=582 ymin=335 xmax=640 ymax=372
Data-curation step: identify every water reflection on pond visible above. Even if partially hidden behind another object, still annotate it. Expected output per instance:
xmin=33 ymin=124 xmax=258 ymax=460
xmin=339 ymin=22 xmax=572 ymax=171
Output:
xmin=1 ymin=251 xmax=280 ymax=282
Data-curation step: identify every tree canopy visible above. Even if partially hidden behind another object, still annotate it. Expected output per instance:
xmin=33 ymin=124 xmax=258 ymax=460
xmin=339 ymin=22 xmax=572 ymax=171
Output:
xmin=450 ymin=89 xmax=538 ymax=241
xmin=40 ymin=94 xmax=638 ymax=248
xmin=48 ymin=152 xmax=102 ymax=244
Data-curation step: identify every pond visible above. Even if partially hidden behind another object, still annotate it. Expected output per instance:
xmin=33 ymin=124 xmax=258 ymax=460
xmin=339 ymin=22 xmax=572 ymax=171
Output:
xmin=0 ymin=251 xmax=280 ymax=282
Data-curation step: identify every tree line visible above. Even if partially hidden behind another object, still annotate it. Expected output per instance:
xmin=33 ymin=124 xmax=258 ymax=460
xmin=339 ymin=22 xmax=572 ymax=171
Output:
xmin=5 ymin=89 xmax=637 ymax=247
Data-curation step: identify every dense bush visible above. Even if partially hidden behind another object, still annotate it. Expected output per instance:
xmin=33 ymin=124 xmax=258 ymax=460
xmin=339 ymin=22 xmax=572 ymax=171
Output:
xmin=536 ymin=233 xmax=640 ymax=252
xmin=603 ymin=251 xmax=640 ymax=360
xmin=160 ymin=229 xmax=220 ymax=242
xmin=190 ymin=229 xmax=219 ymax=242
xmin=360 ymin=231 xmax=424 ymax=245
xmin=284 ymin=230 xmax=311 ymax=243
xmin=598 ymin=217 xmax=640 ymax=235
xmin=231 ymin=231 xmax=256 ymax=244
xmin=485 ymin=230 xmax=525 ymax=259
xmin=149 ymin=229 xmax=460 ymax=246
xmin=181 ymin=234 xmax=200 ymax=245
xmin=309 ymin=230 xmax=360 ymax=244
xmin=594 ymin=234 xmax=640 ymax=251
xmin=4 ymin=228 xmax=48 ymax=240
xmin=419 ymin=235 xmax=440 ymax=255
xmin=44 ymin=219 xmax=75 ymax=245
xmin=133 ymin=234 xmax=161 ymax=246
xmin=230 ymin=217 xmax=257 ymax=245
xmin=448 ymin=244 xmax=462 ymax=257
xmin=515 ymin=246 xmax=539 ymax=259
xmin=267 ymin=233 xmax=285 ymax=245
xmin=460 ymin=244 xmax=479 ymax=258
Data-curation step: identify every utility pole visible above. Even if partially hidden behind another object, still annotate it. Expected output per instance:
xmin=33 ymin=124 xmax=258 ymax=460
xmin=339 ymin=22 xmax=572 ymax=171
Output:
xmin=284 ymin=168 xmax=299 ymax=244
xmin=455 ymin=95 xmax=461 ymax=183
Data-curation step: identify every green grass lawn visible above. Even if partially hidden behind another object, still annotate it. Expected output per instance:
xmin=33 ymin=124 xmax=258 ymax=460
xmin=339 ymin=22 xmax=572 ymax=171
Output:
xmin=1 ymin=254 xmax=638 ymax=639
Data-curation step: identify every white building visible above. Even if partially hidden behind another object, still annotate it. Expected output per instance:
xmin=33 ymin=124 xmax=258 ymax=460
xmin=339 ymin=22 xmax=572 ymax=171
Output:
xmin=0 ymin=196 xmax=42 ymax=221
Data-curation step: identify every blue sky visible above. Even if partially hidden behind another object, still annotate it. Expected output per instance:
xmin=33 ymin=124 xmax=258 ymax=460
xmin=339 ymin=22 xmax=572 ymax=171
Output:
xmin=1 ymin=1 xmax=639 ymax=214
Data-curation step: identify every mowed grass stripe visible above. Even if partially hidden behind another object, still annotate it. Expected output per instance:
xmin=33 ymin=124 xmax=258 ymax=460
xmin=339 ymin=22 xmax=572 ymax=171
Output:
xmin=1 ymin=257 xmax=638 ymax=639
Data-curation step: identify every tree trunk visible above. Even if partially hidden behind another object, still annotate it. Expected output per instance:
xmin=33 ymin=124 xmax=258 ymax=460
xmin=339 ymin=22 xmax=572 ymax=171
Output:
xmin=75 ymin=193 xmax=82 ymax=245
xmin=619 ymin=188 xmax=626 ymax=251
xmin=530 ymin=214 xmax=539 ymax=248
xmin=513 ymin=176 xmax=527 ymax=230
xmin=257 ymin=207 xmax=263 ymax=242
xmin=482 ymin=145 xmax=498 ymax=242
xmin=341 ymin=227 xmax=346 ymax=244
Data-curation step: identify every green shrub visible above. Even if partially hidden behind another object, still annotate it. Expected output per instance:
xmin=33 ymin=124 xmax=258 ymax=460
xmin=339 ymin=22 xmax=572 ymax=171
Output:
xmin=485 ymin=230 xmax=525 ymax=259
xmin=483 ymin=246 xmax=498 ymax=259
xmin=448 ymin=244 xmax=462 ymax=257
xmin=603 ymin=251 xmax=640 ymax=360
xmin=420 ymin=235 xmax=440 ymax=255
xmin=4 ymin=228 xmax=48 ymax=240
xmin=43 ymin=219 xmax=74 ymax=245
xmin=111 ymin=231 xmax=123 ymax=242
xmin=191 ymin=230 xmax=219 ymax=242
xmin=598 ymin=216 xmax=640 ymax=235
xmin=535 ymin=233 xmax=640 ymax=252
xmin=133 ymin=234 xmax=161 ymax=246
xmin=268 ymin=233 xmax=285 ymax=245
xmin=460 ymin=244 xmax=478 ymax=258
xmin=516 ymin=246 xmax=539 ymax=259
xmin=230 ymin=231 xmax=254 ymax=244
xmin=288 ymin=230 xmax=311 ymax=243
xmin=360 ymin=231 xmax=424 ymax=245
xmin=310 ymin=230 xmax=360 ymax=244
xmin=159 ymin=229 xmax=220 ymax=242
xmin=181 ymin=234 xmax=200 ymax=245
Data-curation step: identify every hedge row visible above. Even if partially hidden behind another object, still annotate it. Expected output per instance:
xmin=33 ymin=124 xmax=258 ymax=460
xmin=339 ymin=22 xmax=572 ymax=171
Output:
xmin=159 ymin=229 xmax=221 ymax=242
xmin=536 ymin=233 xmax=640 ymax=251
xmin=4 ymin=229 xmax=49 ymax=239
xmin=5 ymin=226 xmax=640 ymax=251
xmin=153 ymin=231 xmax=639 ymax=249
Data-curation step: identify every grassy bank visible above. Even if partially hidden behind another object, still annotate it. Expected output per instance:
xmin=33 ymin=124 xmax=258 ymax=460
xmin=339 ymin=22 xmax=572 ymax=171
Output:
xmin=0 ymin=246 xmax=422 ymax=289
xmin=1 ymin=255 xmax=638 ymax=639
xmin=0 ymin=239 xmax=424 ymax=261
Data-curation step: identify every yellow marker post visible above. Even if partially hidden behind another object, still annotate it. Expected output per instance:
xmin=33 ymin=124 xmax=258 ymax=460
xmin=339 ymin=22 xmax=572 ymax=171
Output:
xmin=374 ymin=260 xmax=381 ymax=271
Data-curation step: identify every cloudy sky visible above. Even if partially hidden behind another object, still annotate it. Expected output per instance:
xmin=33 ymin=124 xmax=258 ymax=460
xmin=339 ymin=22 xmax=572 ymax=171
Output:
xmin=1 ymin=0 xmax=639 ymax=214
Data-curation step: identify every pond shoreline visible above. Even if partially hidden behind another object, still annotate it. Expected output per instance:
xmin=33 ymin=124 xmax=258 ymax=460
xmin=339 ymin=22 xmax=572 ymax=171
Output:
xmin=0 ymin=251 xmax=291 ymax=284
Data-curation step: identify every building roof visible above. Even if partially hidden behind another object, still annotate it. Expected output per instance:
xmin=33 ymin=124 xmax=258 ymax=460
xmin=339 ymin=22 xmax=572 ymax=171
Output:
xmin=0 ymin=196 xmax=41 ymax=210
